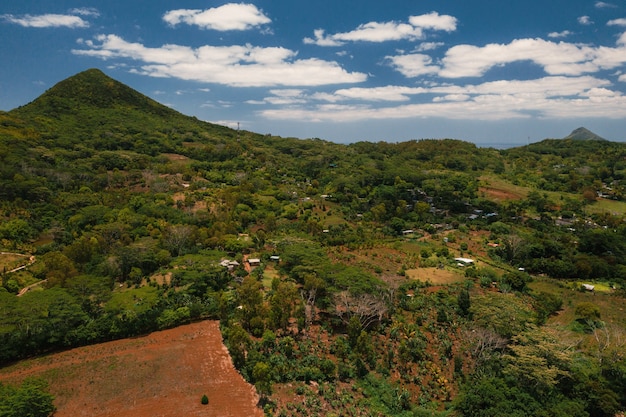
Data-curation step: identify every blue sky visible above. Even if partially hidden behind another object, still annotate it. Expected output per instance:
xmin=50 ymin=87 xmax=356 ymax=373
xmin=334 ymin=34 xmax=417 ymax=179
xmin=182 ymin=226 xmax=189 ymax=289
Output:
xmin=1 ymin=1 xmax=626 ymax=146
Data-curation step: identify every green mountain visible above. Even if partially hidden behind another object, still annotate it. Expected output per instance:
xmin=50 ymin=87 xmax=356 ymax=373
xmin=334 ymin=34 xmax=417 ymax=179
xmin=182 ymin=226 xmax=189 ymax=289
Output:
xmin=3 ymin=68 xmax=236 ymax=155
xmin=563 ymin=127 xmax=607 ymax=141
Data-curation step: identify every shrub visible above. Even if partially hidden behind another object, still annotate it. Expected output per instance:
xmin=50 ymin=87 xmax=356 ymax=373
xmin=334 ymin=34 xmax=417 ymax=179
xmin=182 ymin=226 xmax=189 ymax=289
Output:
xmin=201 ymin=394 xmax=209 ymax=405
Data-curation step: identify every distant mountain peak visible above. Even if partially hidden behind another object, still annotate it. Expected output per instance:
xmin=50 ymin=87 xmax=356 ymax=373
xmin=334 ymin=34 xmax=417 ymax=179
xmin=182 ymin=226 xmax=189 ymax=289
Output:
xmin=564 ymin=127 xmax=607 ymax=142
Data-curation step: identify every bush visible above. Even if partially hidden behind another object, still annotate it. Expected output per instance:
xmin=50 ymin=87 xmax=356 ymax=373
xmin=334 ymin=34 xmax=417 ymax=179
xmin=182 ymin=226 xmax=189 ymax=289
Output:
xmin=201 ymin=394 xmax=209 ymax=405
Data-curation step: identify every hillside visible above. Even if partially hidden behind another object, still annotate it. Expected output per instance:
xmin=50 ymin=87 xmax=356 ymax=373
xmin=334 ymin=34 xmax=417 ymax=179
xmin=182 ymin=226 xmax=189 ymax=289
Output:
xmin=1 ymin=69 xmax=625 ymax=417
xmin=0 ymin=321 xmax=263 ymax=417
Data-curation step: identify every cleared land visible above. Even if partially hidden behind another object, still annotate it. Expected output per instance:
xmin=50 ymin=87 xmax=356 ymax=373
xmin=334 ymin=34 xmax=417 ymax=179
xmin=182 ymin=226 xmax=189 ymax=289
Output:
xmin=405 ymin=267 xmax=465 ymax=285
xmin=0 ymin=321 xmax=263 ymax=417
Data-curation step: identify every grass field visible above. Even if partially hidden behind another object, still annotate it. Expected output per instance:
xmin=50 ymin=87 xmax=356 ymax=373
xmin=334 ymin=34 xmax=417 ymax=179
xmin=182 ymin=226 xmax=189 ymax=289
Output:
xmin=585 ymin=198 xmax=626 ymax=215
xmin=529 ymin=277 xmax=626 ymax=352
xmin=405 ymin=267 xmax=466 ymax=285
xmin=0 ymin=252 xmax=30 ymax=272
xmin=478 ymin=175 xmax=528 ymax=201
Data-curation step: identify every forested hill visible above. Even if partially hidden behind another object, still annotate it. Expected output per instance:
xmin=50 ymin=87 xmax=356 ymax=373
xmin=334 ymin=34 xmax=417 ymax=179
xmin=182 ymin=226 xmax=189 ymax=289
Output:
xmin=3 ymin=68 xmax=236 ymax=155
xmin=1 ymin=69 xmax=626 ymax=417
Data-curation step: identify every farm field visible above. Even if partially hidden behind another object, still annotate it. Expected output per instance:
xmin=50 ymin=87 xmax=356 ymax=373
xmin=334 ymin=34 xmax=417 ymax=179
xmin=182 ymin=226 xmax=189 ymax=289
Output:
xmin=0 ymin=321 xmax=263 ymax=417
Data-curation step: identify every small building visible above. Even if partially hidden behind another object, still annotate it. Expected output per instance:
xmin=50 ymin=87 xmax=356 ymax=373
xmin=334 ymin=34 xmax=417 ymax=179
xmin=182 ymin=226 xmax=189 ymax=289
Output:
xmin=454 ymin=257 xmax=475 ymax=267
xmin=582 ymin=284 xmax=595 ymax=292
xmin=247 ymin=258 xmax=261 ymax=266
xmin=220 ymin=259 xmax=240 ymax=271
xmin=269 ymin=255 xmax=280 ymax=262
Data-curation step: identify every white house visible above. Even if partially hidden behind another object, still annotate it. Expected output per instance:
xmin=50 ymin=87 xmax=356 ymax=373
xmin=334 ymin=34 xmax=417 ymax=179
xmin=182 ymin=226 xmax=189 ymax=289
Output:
xmin=454 ymin=257 xmax=475 ymax=267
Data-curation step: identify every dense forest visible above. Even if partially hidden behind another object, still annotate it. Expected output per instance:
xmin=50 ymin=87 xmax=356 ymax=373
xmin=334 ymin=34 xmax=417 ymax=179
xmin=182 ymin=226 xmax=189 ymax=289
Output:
xmin=0 ymin=69 xmax=625 ymax=416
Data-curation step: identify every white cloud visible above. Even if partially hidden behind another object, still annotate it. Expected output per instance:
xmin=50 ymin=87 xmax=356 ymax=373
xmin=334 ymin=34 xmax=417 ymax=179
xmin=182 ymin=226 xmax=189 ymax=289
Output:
xmin=578 ymin=16 xmax=593 ymax=25
xmin=69 ymin=8 xmax=100 ymax=17
xmin=408 ymin=12 xmax=457 ymax=32
xmin=432 ymin=94 xmax=470 ymax=102
xmin=73 ymin=34 xmax=367 ymax=87
xmin=416 ymin=37 xmax=626 ymax=79
xmin=303 ymin=12 xmax=456 ymax=46
xmin=439 ymin=39 xmax=603 ymax=77
xmin=252 ymin=89 xmax=309 ymax=105
xmin=608 ymin=18 xmax=626 ymax=27
xmin=163 ymin=3 xmax=270 ymax=31
xmin=548 ymin=30 xmax=572 ymax=38
xmin=1 ymin=13 xmax=89 ymax=28
xmin=258 ymin=75 xmax=626 ymax=122
xmin=304 ymin=22 xmax=424 ymax=45
xmin=386 ymin=53 xmax=440 ymax=77
xmin=321 ymin=86 xmax=428 ymax=102
xmin=619 ymin=74 xmax=626 ymax=82
xmin=595 ymin=1 xmax=617 ymax=8
xmin=416 ymin=42 xmax=445 ymax=51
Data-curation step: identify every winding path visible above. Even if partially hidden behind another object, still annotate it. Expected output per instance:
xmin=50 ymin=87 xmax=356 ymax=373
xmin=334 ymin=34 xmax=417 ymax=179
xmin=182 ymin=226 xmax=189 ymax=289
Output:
xmin=0 ymin=252 xmax=39 ymax=296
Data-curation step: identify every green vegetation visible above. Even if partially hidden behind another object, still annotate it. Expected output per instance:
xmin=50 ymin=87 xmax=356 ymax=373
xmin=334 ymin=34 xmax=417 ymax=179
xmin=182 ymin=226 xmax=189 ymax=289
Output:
xmin=0 ymin=379 xmax=55 ymax=417
xmin=1 ymin=69 xmax=625 ymax=416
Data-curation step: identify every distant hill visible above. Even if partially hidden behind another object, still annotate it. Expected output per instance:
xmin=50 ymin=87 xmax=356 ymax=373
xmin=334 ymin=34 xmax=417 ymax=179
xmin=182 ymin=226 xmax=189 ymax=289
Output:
xmin=563 ymin=127 xmax=607 ymax=142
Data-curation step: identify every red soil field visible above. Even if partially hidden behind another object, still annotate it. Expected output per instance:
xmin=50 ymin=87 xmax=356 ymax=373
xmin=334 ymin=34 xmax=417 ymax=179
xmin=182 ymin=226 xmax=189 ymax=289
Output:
xmin=0 ymin=321 xmax=264 ymax=417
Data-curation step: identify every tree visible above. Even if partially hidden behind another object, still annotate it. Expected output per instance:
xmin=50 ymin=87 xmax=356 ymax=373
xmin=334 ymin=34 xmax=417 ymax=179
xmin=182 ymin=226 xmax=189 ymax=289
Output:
xmin=502 ymin=270 xmax=530 ymax=292
xmin=0 ymin=218 xmax=35 ymax=248
xmin=575 ymin=302 xmax=602 ymax=331
xmin=502 ymin=326 xmax=573 ymax=395
xmin=0 ymin=379 xmax=55 ymax=417
xmin=41 ymin=251 xmax=78 ymax=287
xmin=161 ymin=224 xmax=196 ymax=256
xmin=252 ymin=361 xmax=272 ymax=398
xmin=225 ymin=323 xmax=249 ymax=369
xmin=333 ymin=291 xmax=389 ymax=332
xmin=237 ymin=275 xmax=266 ymax=335
xmin=269 ymin=280 xmax=298 ymax=331
xmin=457 ymin=288 xmax=471 ymax=317
xmin=470 ymin=293 xmax=535 ymax=338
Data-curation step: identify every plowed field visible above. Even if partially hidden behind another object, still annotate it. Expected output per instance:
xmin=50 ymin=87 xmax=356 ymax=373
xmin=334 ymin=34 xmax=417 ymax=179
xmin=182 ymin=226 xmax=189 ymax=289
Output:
xmin=0 ymin=321 xmax=263 ymax=417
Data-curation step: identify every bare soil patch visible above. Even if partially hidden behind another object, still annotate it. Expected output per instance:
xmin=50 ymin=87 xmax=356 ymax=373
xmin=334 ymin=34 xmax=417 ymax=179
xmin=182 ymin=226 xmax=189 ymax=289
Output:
xmin=479 ymin=186 xmax=523 ymax=202
xmin=0 ymin=321 xmax=263 ymax=417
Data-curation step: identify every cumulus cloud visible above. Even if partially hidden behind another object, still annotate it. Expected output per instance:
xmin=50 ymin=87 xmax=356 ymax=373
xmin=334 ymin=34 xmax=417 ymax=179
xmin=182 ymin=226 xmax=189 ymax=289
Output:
xmin=0 ymin=13 xmax=90 ymax=28
xmin=416 ymin=42 xmax=445 ymax=51
xmin=408 ymin=12 xmax=457 ymax=32
xmin=259 ymin=75 xmax=626 ymax=123
xmin=303 ymin=12 xmax=456 ymax=46
xmin=439 ymin=38 xmax=606 ymax=77
xmin=72 ymin=34 xmax=367 ymax=87
xmin=163 ymin=3 xmax=270 ymax=31
xmin=548 ymin=30 xmax=572 ymax=38
xmin=595 ymin=1 xmax=617 ymax=8
xmin=608 ymin=18 xmax=626 ymax=27
xmin=387 ymin=37 xmax=626 ymax=79
xmin=578 ymin=16 xmax=593 ymax=25
xmin=386 ymin=54 xmax=440 ymax=77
